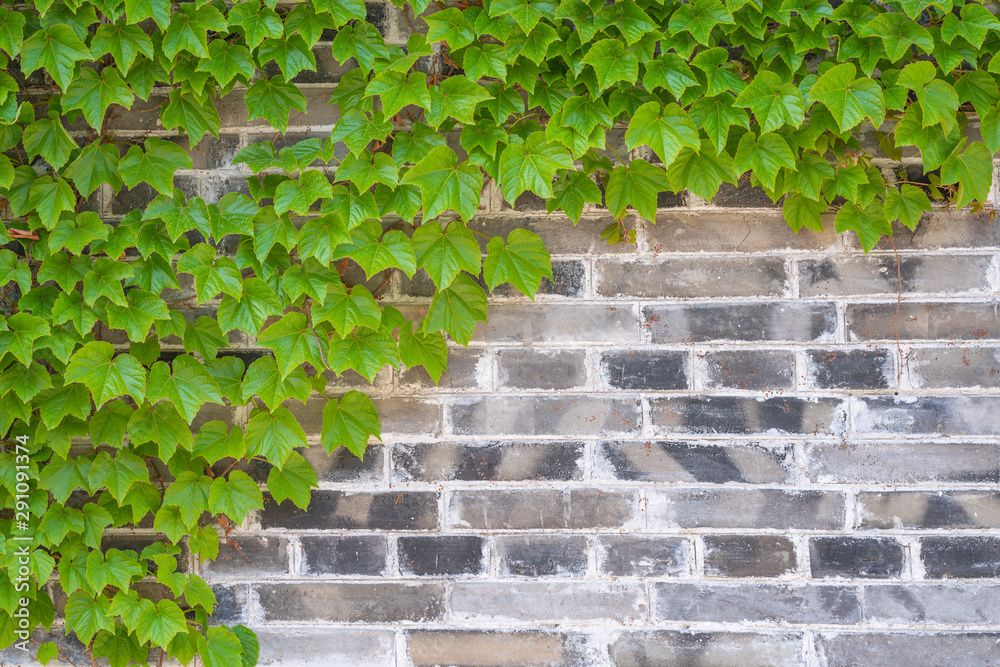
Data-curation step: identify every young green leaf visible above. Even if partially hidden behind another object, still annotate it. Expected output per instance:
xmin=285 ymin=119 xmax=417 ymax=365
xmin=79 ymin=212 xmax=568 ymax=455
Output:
xmin=321 ymin=390 xmax=381 ymax=457
xmin=246 ymin=406 xmax=307 ymax=466
xmin=483 ymin=228 xmax=552 ymax=298
xmin=65 ymin=341 xmax=146 ymax=407
xmin=400 ymin=145 xmax=484 ymax=221
xmin=266 ymin=450 xmax=317 ymax=511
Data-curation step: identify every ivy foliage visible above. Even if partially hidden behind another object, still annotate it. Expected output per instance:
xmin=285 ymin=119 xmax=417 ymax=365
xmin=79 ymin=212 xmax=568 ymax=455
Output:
xmin=0 ymin=0 xmax=997 ymax=663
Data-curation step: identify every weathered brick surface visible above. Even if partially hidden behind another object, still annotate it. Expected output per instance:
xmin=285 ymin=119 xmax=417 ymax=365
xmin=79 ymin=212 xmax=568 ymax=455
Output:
xmin=123 ymin=81 xmax=1000 ymax=663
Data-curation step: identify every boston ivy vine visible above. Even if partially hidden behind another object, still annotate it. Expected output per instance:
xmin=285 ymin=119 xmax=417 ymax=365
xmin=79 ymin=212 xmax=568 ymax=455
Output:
xmin=0 ymin=0 xmax=996 ymax=663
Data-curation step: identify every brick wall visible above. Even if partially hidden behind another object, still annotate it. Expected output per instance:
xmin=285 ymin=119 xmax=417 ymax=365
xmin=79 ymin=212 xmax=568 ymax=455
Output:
xmin=7 ymin=3 xmax=1000 ymax=665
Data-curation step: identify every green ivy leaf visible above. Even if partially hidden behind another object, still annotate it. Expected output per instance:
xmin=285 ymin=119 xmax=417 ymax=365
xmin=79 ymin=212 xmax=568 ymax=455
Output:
xmin=581 ymin=38 xmax=639 ymax=92
xmin=734 ymin=131 xmax=797 ymax=190
xmin=625 ymin=101 xmax=700 ymax=166
xmin=548 ymin=171 xmax=602 ymax=222
xmin=147 ymin=357 xmax=223 ymax=423
xmin=136 ymin=599 xmax=188 ymax=647
xmin=422 ymin=272 xmax=488 ymax=346
xmin=89 ymin=450 xmax=147 ymax=503
xmin=669 ymin=0 xmax=735 ymax=44
xmin=65 ymin=341 xmax=146 ymax=407
xmin=783 ymin=195 xmax=826 ymax=233
xmin=92 ymin=22 xmax=153 ymax=71
xmin=483 ymin=228 xmax=552 ymax=298
xmin=177 ymin=244 xmax=244 ymax=303
xmin=199 ymin=627 xmax=245 ymax=667
xmin=835 ymin=199 xmax=891 ymax=253
xmin=62 ymin=68 xmax=134 ymax=131
xmin=266 ymin=450 xmax=317 ymax=511
xmin=810 ymin=62 xmax=886 ymax=132
xmin=242 ymin=355 xmax=311 ymax=409
xmin=105 ymin=289 xmax=170 ymax=343
xmin=162 ymin=3 xmax=226 ymax=60
xmin=313 ymin=282 xmax=382 ymax=333
xmin=245 ymin=76 xmax=308 ymax=133
xmin=92 ymin=627 xmax=146 ymax=667
xmin=605 ymin=159 xmax=671 ymax=222
xmin=119 ymin=138 xmax=193 ymax=195
xmin=257 ymin=312 xmax=326 ymax=379
xmin=49 ymin=212 xmax=108 ymax=254
xmin=246 ymin=405 xmax=307 ymax=466
xmin=20 ymin=25 xmax=91 ymax=90
xmin=64 ymin=143 xmax=123 ymax=197
xmin=367 ymin=70 xmax=431 ymax=117
xmin=161 ymin=89 xmax=221 ymax=146
xmin=940 ymin=139 xmax=992 ymax=209
xmin=208 ymin=471 xmax=262 ymax=523
xmin=321 ymin=389 xmax=381 ymax=457
xmin=0 ymin=313 xmax=49 ymax=366
xmin=884 ymin=184 xmax=931 ymax=231
xmin=401 ymin=145 xmax=483 ymax=221
xmin=129 ymin=400 xmax=194 ymax=460
xmin=327 ymin=327 xmax=400 ymax=380
xmin=22 ymin=117 xmax=77 ymax=170
xmin=412 ymin=219 xmax=481 ymax=289
xmin=65 ymin=592 xmax=113 ymax=644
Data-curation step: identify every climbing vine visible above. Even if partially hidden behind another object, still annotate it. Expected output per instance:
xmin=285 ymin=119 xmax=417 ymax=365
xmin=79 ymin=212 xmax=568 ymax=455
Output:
xmin=0 ymin=0 xmax=997 ymax=663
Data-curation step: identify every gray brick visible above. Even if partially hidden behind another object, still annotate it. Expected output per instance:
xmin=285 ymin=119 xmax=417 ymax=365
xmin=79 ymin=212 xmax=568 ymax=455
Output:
xmin=475 ymin=304 xmax=639 ymax=343
xmin=468 ymin=215 xmax=636 ymax=254
xmin=863 ymin=584 xmax=1000 ymax=624
xmin=858 ymin=491 xmax=1000 ymax=529
xmin=496 ymin=535 xmax=588 ymax=577
xmin=302 ymin=444 xmax=384 ymax=483
xmin=392 ymin=441 xmax=584 ymax=482
xmin=601 ymin=350 xmax=689 ymax=390
xmin=798 ymin=255 xmax=993 ymax=296
xmin=647 ymin=211 xmax=836 ymax=252
xmin=710 ymin=174 xmax=782 ymax=208
xmin=816 ymin=632 xmax=1000 ymax=666
xmin=702 ymin=350 xmax=794 ymax=390
xmin=654 ymin=583 xmax=861 ymax=624
xmin=371 ymin=397 xmax=442 ymax=437
xmin=300 ymin=536 xmax=388 ymax=576
xmin=447 ymin=489 xmax=640 ymax=530
xmin=804 ymin=443 xmax=1000 ymax=484
xmin=846 ymin=302 xmax=1000 ymax=341
xmin=259 ymin=491 xmax=438 ymax=530
xmin=200 ymin=536 xmax=288 ymax=577
xmin=598 ymin=536 xmax=688 ymax=577
xmin=650 ymin=396 xmax=845 ymax=435
xmin=492 ymin=259 xmax=587 ymax=298
xmin=595 ymin=257 xmax=787 ymax=298
xmin=647 ymin=489 xmax=845 ymax=530
xmin=168 ymin=133 xmax=241 ymax=170
xmin=907 ymin=346 xmax=1000 ymax=388
xmin=645 ymin=302 xmax=837 ymax=343
xmin=595 ymin=441 xmax=793 ymax=484
xmin=804 ymin=348 xmax=894 ymax=390
xmin=210 ymin=584 xmax=248 ymax=623
xmin=810 ymin=537 xmax=904 ymax=579
xmin=608 ymin=631 xmax=803 ymax=667
xmin=407 ymin=630 xmax=593 ymax=667
xmin=399 ymin=346 xmax=487 ymax=390
xmin=256 ymin=583 xmax=445 ymax=622
xmin=449 ymin=395 xmax=641 ymax=436
xmin=398 ymin=536 xmax=485 ymax=576
xmin=922 ymin=537 xmax=1000 ymax=579
xmin=703 ymin=535 xmax=797 ymax=578
xmin=854 ymin=396 xmax=1000 ymax=436
xmin=253 ymin=628 xmax=395 ymax=666
xmin=451 ymin=582 xmax=646 ymax=622
xmin=870 ymin=210 xmax=1000 ymax=249
xmin=497 ymin=349 xmax=586 ymax=389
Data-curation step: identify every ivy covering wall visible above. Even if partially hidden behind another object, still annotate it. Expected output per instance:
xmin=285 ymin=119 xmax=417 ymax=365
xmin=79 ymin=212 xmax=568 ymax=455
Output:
xmin=0 ymin=0 xmax=996 ymax=664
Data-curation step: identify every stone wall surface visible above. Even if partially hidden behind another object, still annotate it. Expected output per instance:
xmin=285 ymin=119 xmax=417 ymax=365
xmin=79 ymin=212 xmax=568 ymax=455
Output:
xmin=4 ymin=3 xmax=1000 ymax=665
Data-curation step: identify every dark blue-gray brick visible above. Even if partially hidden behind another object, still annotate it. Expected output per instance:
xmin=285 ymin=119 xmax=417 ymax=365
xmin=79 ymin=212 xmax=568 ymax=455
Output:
xmin=256 ymin=583 xmax=445 ymax=622
xmin=858 ymin=491 xmax=1000 ymax=529
xmin=447 ymin=489 xmax=639 ymax=530
xmin=398 ymin=536 xmax=485 ymax=576
xmin=650 ymin=396 xmax=845 ymax=435
xmin=209 ymin=584 xmax=247 ymax=623
xmin=399 ymin=346 xmax=486 ymax=390
xmin=816 ymin=633 xmax=1000 ymax=666
xmin=810 ymin=537 xmax=904 ymax=579
xmin=805 ymin=348 xmax=894 ymax=390
xmin=847 ymin=302 xmax=1000 ymax=341
xmin=654 ymin=583 xmax=861 ymax=624
xmin=595 ymin=257 xmax=787 ymax=298
xmin=702 ymin=350 xmax=794 ymax=390
xmin=259 ymin=491 xmax=438 ymax=530
xmin=392 ymin=441 xmax=584 ymax=482
xmin=921 ymin=537 xmax=1000 ymax=579
xmin=596 ymin=441 xmax=793 ymax=484
xmin=609 ymin=631 xmax=803 ymax=667
xmin=493 ymin=259 xmax=586 ymax=298
xmin=299 ymin=536 xmax=388 ymax=576
xmin=648 ymin=489 xmax=845 ymax=530
xmin=863 ymin=584 xmax=1000 ymax=624
xmin=703 ymin=535 xmax=797 ymax=578
xmin=855 ymin=395 xmax=1000 ymax=436
xmin=798 ymin=255 xmax=992 ymax=297
xmin=495 ymin=535 xmax=588 ymax=577
xmin=449 ymin=395 xmax=641 ymax=436
xmin=601 ymin=350 xmax=689 ymax=390
xmin=644 ymin=302 xmax=836 ymax=343
xmin=870 ymin=210 xmax=1000 ymax=249
xmin=598 ymin=536 xmax=688 ymax=577
xmin=497 ymin=349 xmax=586 ymax=389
